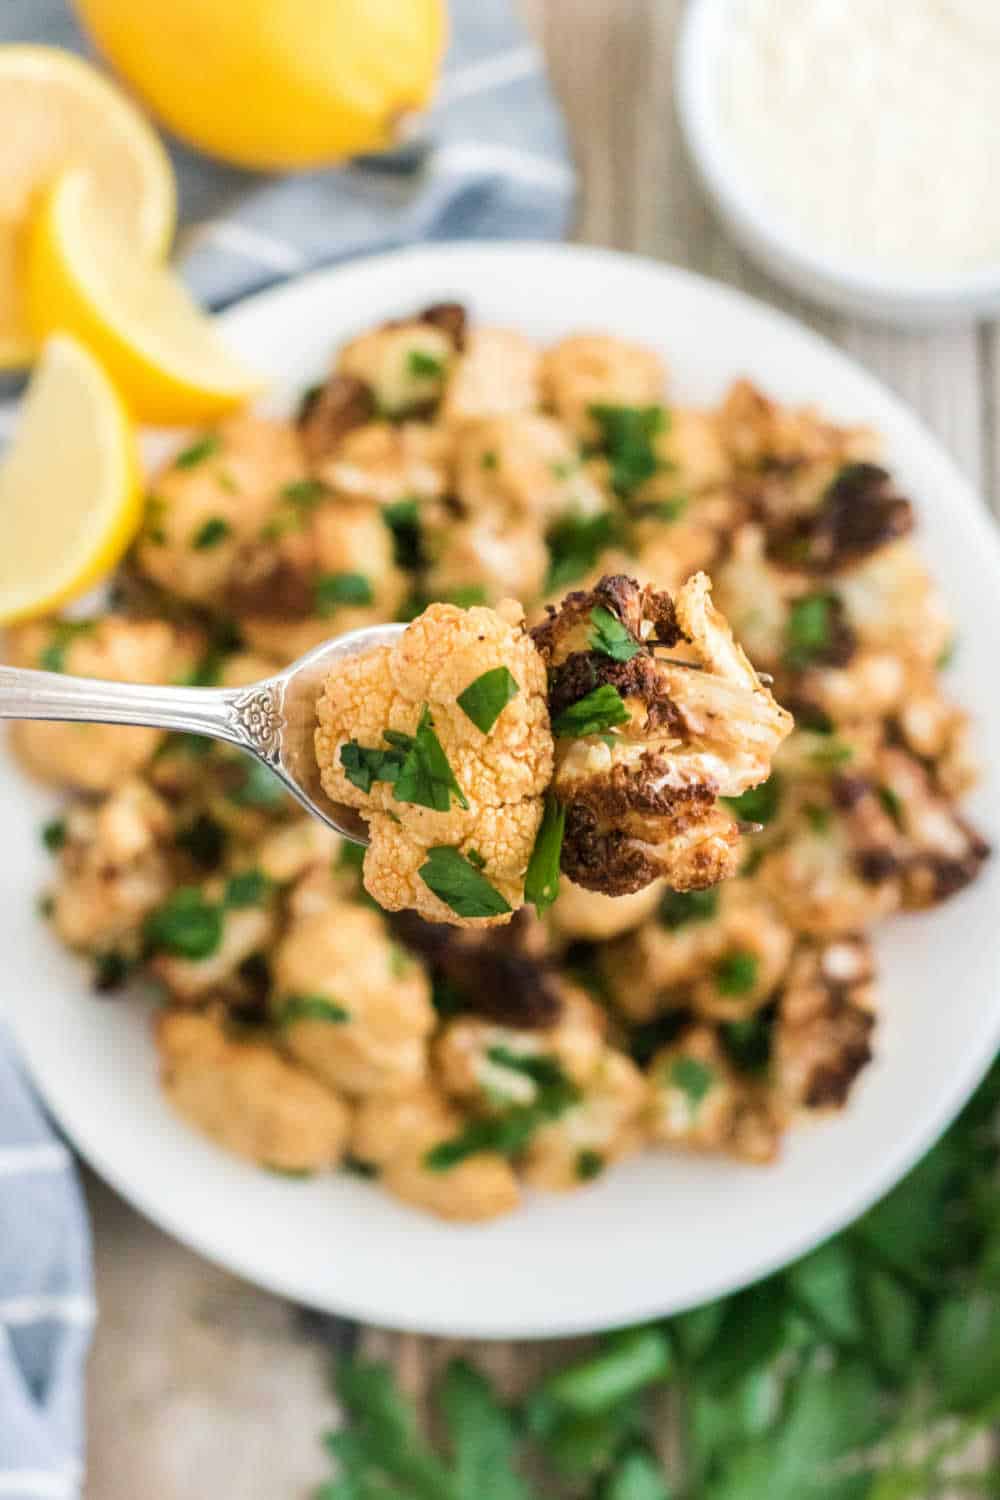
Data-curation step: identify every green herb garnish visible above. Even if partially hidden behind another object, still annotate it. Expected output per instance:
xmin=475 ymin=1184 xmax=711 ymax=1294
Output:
xmin=723 ymin=773 xmax=782 ymax=825
xmin=382 ymin=497 xmax=424 ymax=570
xmin=481 ymin=449 xmax=499 ymax=470
xmin=41 ymin=818 xmax=67 ymax=853
xmin=315 ymin=571 xmax=374 ymax=612
xmin=340 ymin=739 xmax=408 ymax=795
xmin=407 ymin=349 xmax=445 ymax=379
xmin=669 ymin=1055 xmax=715 ymax=1109
xmin=811 ymin=740 xmax=854 ymax=770
xmin=426 ymin=1061 xmax=579 ymax=1170
xmin=524 ymin=793 xmax=566 ymax=916
xmin=192 ymin=516 xmax=231 ymax=550
xmin=457 ymin=666 xmax=520 ymax=734
xmin=486 ymin=1046 xmax=567 ymax=1090
xmin=657 ymin=887 xmax=719 ymax=930
xmin=144 ymin=887 xmax=222 ymax=960
xmin=394 ymin=706 xmax=469 ymax=812
xmin=443 ymin=586 xmax=488 ymax=608
xmin=279 ymin=994 xmax=349 ymax=1026
xmin=552 ymin=683 xmax=630 ymax=739
xmin=715 ymin=950 xmax=759 ymax=996
xmin=545 ymin=511 xmax=619 ymax=591
xmin=418 ymin=846 xmax=511 ymax=920
xmin=576 ymin=1149 xmax=605 ymax=1182
xmin=804 ymin=802 xmax=831 ymax=834
xmin=589 ymin=403 xmax=667 ymax=496
xmin=281 ymin=478 xmax=328 ymax=508
xmin=39 ymin=619 xmax=95 ymax=673
xmin=878 ymin=785 xmax=905 ymax=828
xmin=225 ymin=869 xmax=271 ymax=908
xmin=174 ymin=434 xmax=220 ymax=469
xmin=465 ymin=848 xmax=486 ymax=870
xmin=633 ymin=494 xmax=689 ymax=523
xmin=589 ymin=605 xmax=641 ymax=662
xmin=784 ymin=593 xmax=837 ymax=669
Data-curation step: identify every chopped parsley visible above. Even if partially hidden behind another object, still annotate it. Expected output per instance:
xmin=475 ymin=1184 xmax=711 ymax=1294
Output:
xmin=723 ymin=773 xmax=783 ymax=825
xmin=216 ymin=470 xmax=239 ymax=494
xmin=340 ymin=738 xmax=408 ymax=795
xmin=225 ymin=869 xmax=271 ymax=908
xmin=144 ymin=888 xmax=223 ymax=960
xmin=456 ymin=666 xmax=520 ymax=734
xmin=633 ymin=493 xmax=689 ymax=523
xmin=337 ymin=839 xmax=366 ymax=873
xmin=315 ymin=571 xmax=374 ymax=612
xmin=811 ymin=740 xmax=854 ymax=770
xmin=279 ymin=994 xmax=349 ymax=1026
xmin=144 ymin=493 xmax=167 ymax=544
xmin=576 ymin=1149 xmax=605 ymax=1181
xmin=174 ymin=813 xmax=227 ymax=870
xmin=443 ymin=585 xmax=488 ymax=608
xmin=589 ymin=403 xmax=667 ymax=497
xmin=393 ymin=706 xmax=469 ymax=812
xmin=589 ymin=605 xmax=641 ymax=662
xmin=552 ymin=683 xmax=630 ymax=739
xmin=382 ymin=497 xmax=424 ymax=570
xmin=804 ymin=802 xmax=832 ymax=834
xmin=192 ymin=516 xmax=231 ymax=550
xmin=937 ymin=639 xmax=957 ymax=670
xmin=425 ymin=1060 xmax=579 ymax=1170
xmin=389 ymin=944 xmax=413 ymax=977
xmin=465 ymin=848 xmax=486 ymax=870
xmin=93 ymin=950 xmax=133 ymax=993
xmin=878 ymin=785 xmax=905 ymax=828
xmin=480 ymin=449 xmax=499 ymax=471
xmin=784 ymin=593 xmax=837 ymax=670
xmin=407 ymin=349 xmax=445 ymax=379
xmin=418 ymin=846 xmax=512 ymax=920
xmin=721 ymin=1011 xmax=774 ymax=1074
xmin=545 ymin=511 xmax=619 ymax=591
xmin=658 ymin=887 xmax=719 ymax=930
xmin=281 ymin=478 xmax=328 ymax=508
xmin=715 ymin=950 xmax=760 ymax=996
xmin=486 ymin=1046 xmax=566 ymax=1090
xmin=524 ymin=793 xmax=566 ymax=915
xmin=39 ymin=619 xmax=95 ymax=673
xmin=41 ymin=818 xmax=67 ymax=853
xmin=669 ymin=1055 xmax=715 ymax=1109
xmin=174 ymin=434 xmax=220 ymax=469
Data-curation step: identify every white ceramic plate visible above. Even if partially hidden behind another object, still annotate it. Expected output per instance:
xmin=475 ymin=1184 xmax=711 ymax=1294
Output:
xmin=4 ymin=243 xmax=1000 ymax=1339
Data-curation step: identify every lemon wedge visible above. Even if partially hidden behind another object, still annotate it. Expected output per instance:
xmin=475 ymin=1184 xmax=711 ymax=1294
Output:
xmin=27 ymin=168 xmax=262 ymax=425
xmin=0 ymin=44 xmax=175 ymax=370
xmin=0 ymin=334 xmax=141 ymax=625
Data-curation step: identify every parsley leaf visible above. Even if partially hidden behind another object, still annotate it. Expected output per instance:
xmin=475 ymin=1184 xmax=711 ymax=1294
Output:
xmin=407 ymin=349 xmax=445 ymax=379
xmin=315 ymin=571 xmax=374 ymax=612
xmin=425 ymin=1062 xmax=579 ymax=1169
xmin=394 ymin=706 xmax=469 ymax=812
xmin=784 ymin=594 xmax=837 ymax=669
xmin=669 ymin=1056 xmax=715 ymax=1109
xmin=658 ymin=887 xmax=719 ymax=929
xmin=418 ymin=846 xmax=511 ymax=920
xmin=41 ymin=818 xmax=67 ymax=853
xmin=723 ymin=774 xmax=782 ymax=826
xmin=281 ymin=478 xmax=328 ymax=508
xmin=486 ymin=1046 xmax=566 ymax=1089
xmin=715 ymin=951 xmax=759 ymax=996
xmin=457 ymin=666 xmax=520 ymax=734
xmin=174 ymin=434 xmax=220 ymax=469
xmin=144 ymin=887 xmax=222 ymax=960
xmin=340 ymin=739 xmax=407 ymax=794
xmin=545 ymin=511 xmax=620 ymax=591
xmin=552 ymin=683 xmax=630 ymax=738
xmin=38 ymin=619 xmax=95 ymax=673
xmin=590 ymin=605 xmax=642 ymax=662
xmin=279 ymin=994 xmax=349 ymax=1025
xmin=524 ymin=793 xmax=566 ymax=915
xmin=192 ymin=516 xmax=231 ymax=550
xmin=225 ymin=869 xmax=271 ymax=908
xmin=382 ymin=497 xmax=424 ymax=570
xmin=589 ymin=404 xmax=667 ymax=496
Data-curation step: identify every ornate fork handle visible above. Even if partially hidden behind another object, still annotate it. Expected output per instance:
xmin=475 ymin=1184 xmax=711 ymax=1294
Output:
xmin=0 ymin=666 xmax=286 ymax=764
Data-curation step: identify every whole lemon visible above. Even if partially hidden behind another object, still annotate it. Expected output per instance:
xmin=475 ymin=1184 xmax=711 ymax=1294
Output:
xmin=72 ymin=0 xmax=448 ymax=171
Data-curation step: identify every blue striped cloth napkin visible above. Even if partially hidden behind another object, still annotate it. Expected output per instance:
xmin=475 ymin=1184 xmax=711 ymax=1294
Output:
xmin=0 ymin=1 xmax=574 ymax=1493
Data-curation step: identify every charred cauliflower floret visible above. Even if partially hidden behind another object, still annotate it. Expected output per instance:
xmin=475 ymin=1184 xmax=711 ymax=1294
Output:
xmin=351 ymin=1087 xmax=520 ymax=1221
xmin=158 ymin=1010 xmax=351 ymax=1174
xmin=273 ymin=900 xmax=434 ymax=1097
xmin=532 ymin=573 xmax=793 ymax=897
xmin=50 ymin=779 xmax=174 ymax=960
xmin=540 ymin=334 xmax=666 ymax=442
xmin=229 ymin=494 xmax=408 ymax=664
xmin=440 ymin=326 xmax=541 ymax=424
xmin=6 ymin=616 xmax=201 ymax=791
xmin=315 ymin=599 xmax=553 ymax=926
xmin=718 ymin=379 xmax=878 ymax=483
xmin=135 ymin=414 xmax=305 ymax=606
xmin=646 ymin=1026 xmax=782 ymax=1165
xmin=773 ymin=938 xmax=876 ymax=1112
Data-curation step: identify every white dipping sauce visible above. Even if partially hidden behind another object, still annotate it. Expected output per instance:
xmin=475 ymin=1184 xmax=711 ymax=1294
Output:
xmin=717 ymin=0 xmax=1000 ymax=273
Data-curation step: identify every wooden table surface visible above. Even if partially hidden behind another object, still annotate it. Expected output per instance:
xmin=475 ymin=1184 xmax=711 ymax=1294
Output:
xmin=83 ymin=3 xmax=999 ymax=1494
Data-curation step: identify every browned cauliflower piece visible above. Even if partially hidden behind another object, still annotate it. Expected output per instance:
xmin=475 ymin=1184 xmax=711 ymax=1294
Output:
xmin=600 ymin=882 xmax=792 ymax=1023
xmin=50 ymin=779 xmax=174 ymax=958
xmin=454 ymin=414 xmax=608 ymax=526
xmin=338 ymin=319 xmax=454 ymax=418
xmin=315 ymin=599 xmax=553 ymax=926
xmin=646 ymin=1026 xmax=782 ymax=1165
xmin=6 ymin=617 xmax=201 ymax=791
xmin=540 ymin=334 xmax=666 ymax=442
xmin=532 ymin=573 xmax=793 ymax=897
xmin=158 ymin=1010 xmax=351 ymax=1174
xmin=875 ymin=747 xmax=990 ymax=908
xmin=229 ymin=495 xmax=408 ymax=664
xmin=351 ymin=1087 xmax=520 ymax=1221
xmin=440 ymin=326 xmax=541 ymax=424
xmin=718 ymin=379 xmax=878 ymax=481
xmin=773 ymin=937 xmax=876 ymax=1112
xmin=424 ymin=511 xmax=550 ymax=607
xmin=273 ymin=900 xmax=434 ymax=1097
xmin=522 ymin=1049 xmax=647 ymax=1191
xmin=135 ymin=414 xmax=305 ymax=606
xmin=318 ymin=420 xmax=453 ymax=509
xmin=150 ymin=886 xmax=277 ymax=1004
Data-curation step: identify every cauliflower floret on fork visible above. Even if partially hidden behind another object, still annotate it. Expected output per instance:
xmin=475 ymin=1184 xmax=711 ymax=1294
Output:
xmin=531 ymin=572 xmax=794 ymax=897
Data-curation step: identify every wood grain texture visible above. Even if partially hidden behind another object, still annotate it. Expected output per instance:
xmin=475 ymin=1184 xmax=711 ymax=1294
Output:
xmin=83 ymin=3 xmax=997 ymax=1494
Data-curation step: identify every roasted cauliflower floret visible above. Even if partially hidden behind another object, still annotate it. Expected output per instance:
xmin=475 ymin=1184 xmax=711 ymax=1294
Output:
xmin=135 ymin=414 xmax=305 ymax=606
xmin=315 ymin=599 xmax=553 ymax=926
xmin=773 ymin=938 xmax=876 ymax=1112
xmin=647 ymin=1026 xmax=782 ymax=1164
xmin=533 ymin=573 xmax=793 ymax=897
xmin=455 ymin=414 xmax=608 ymax=525
xmin=540 ymin=334 xmax=666 ymax=442
xmin=148 ymin=881 xmax=277 ymax=1004
xmin=337 ymin=319 xmax=454 ymax=418
xmin=440 ymin=326 xmax=541 ymax=424
xmin=718 ymin=379 xmax=878 ymax=479
xmin=230 ymin=495 xmax=408 ymax=663
xmin=6 ymin=617 xmax=200 ymax=791
xmin=522 ymin=1048 xmax=646 ymax=1191
xmin=50 ymin=779 xmax=174 ymax=958
xmin=434 ymin=985 xmax=606 ymax=1105
xmin=424 ymin=511 xmax=550 ymax=607
xmin=351 ymin=1087 xmax=520 ymax=1221
xmin=319 ymin=420 xmax=453 ymax=509
xmin=273 ymin=901 xmax=434 ymax=1096
xmin=158 ymin=1010 xmax=351 ymax=1174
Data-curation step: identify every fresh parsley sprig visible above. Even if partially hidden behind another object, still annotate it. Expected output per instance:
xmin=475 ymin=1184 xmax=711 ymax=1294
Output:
xmin=552 ymin=684 xmax=631 ymax=739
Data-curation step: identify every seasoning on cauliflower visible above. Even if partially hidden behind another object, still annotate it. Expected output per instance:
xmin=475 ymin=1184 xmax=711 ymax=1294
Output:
xmin=315 ymin=598 xmax=553 ymax=926
xmin=532 ymin=572 xmax=794 ymax=897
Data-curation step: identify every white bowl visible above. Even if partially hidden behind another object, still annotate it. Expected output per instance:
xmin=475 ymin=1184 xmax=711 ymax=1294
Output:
xmin=676 ymin=0 xmax=1000 ymax=327
xmin=4 ymin=242 xmax=1000 ymax=1338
